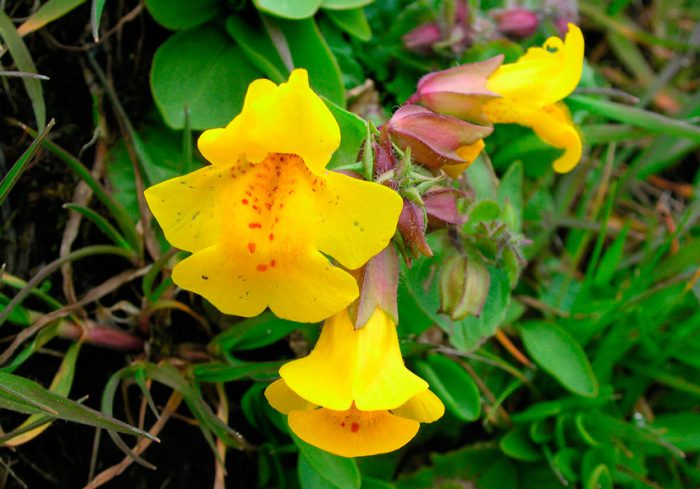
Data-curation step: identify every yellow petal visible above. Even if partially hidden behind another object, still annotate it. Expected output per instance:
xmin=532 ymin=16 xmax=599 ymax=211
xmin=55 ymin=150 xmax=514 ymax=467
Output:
xmin=197 ymin=69 xmax=340 ymax=175
xmin=288 ymin=408 xmax=419 ymax=458
xmin=315 ymin=171 xmax=403 ymax=270
xmin=487 ymin=24 xmax=584 ymax=107
xmin=483 ymin=99 xmax=582 ymax=173
xmin=265 ymin=379 xmax=316 ymax=414
xmin=392 ymin=389 xmax=445 ymax=423
xmin=172 ymin=243 xmax=358 ymax=323
xmin=443 ymin=140 xmax=485 ymax=178
xmin=281 ymin=309 xmax=428 ymax=411
xmin=280 ymin=312 xmax=358 ymax=410
xmin=353 ymin=309 xmax=428 ymax=410
xmin=144 ymin=165 xmax=228 ymax=252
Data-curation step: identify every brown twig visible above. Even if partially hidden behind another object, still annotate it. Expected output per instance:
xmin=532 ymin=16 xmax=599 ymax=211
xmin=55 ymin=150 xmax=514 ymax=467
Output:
xmin=494 ymin=329 xmax=534 ymax=369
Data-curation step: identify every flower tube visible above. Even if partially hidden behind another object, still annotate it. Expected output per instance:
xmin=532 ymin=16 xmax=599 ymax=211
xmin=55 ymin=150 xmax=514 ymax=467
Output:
xmin=265 ymin=308 xmax=444 ymax=457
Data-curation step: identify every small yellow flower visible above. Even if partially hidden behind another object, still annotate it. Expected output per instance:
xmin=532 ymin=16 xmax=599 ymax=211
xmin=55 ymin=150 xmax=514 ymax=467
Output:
xmin=145 ymin=70 xmax=402 ymax=323
xmin=412 ymin=24 xmax=585 ymax=173
xmin=265 ymin=308 xmax=444 ymax=457
xmin=484 ymin=23 xmax=584 ymax=172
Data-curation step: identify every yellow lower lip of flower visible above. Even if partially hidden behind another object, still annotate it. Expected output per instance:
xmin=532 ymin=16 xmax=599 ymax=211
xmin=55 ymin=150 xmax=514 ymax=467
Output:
xmin=289 ymin=406 xmax=420 ymax=458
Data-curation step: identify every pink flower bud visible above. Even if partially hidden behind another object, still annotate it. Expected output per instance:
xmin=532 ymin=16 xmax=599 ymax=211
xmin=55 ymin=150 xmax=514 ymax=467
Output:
xmin=409 ymin=56 xmax=504 ymax=123
xmin=402 ymin=22 xmax=443 ymax=53
xmin=355 ymin=245 xmax=400 ymax=328
xmin=493 ymin=8 xmax=539 ymax=39
xmin=386 ymin=105 xmax=492 ymax=171
xmin=423 ymin=187 xmax=466 ymax=229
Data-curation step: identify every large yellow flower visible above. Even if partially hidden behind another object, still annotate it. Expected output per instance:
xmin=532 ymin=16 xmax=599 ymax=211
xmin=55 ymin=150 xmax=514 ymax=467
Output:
xmin=145 ymin=70 xmax=402 ymax=323
xmin=413 ymin=24 xmax=585 ymax=173
xmin=265 ymin=308 xmax=444 ymax=457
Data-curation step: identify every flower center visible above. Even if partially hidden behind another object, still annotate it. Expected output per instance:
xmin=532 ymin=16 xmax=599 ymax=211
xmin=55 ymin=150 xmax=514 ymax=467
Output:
xmin=329 ymin=404 xmax=385 ymax=435
xmin=224 ymin=153 xmax=325 ymax=272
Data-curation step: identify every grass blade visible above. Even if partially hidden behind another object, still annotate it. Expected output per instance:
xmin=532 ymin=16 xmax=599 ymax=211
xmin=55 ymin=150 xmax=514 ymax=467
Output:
xmin=16 ymin=0 xmax=86 ymax=36
xmin=0 ymin=119 xmax=54 ymax=205
xmin=91 ymin=0 xmax=107 ymax=41
xmin=63 ymin=203 xmax=133 ymax=250
xmin=0 ymin=11 xmax=46 ymax=129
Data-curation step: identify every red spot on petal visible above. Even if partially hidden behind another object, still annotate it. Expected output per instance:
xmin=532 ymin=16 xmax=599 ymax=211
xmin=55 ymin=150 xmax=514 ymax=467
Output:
xmin=340 ymin=422 xmax=345 ymax=427
xmin=249 ymin=223 xmax=262 ymax=229
xmin=256 ymin=264 xmax=268 ymax=272
xmin=248 ymin=242 xmax=256 ymax=253
xmin=241 ymin=199 xmax=249 ymax=205
xmin=268 ymin=233 xmax=274 ymax=241
xmin=270 ymin=259 xmax=276 ymax=268
xmin=350 ymin=423 xmax=360 ymax=433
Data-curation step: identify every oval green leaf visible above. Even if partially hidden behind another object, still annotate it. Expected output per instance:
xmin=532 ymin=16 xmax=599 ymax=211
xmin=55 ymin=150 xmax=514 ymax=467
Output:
xmin=414 ymin=354 xmax=480 ymax=422
xmin=254 ymin=0 xmax=322 ymax=19
xmin=145 ymin=0 xmax=220 ymax=30
xmin=150 ymin=27 xmax=261 ymax=130
xmin=520 ymin=321 xmax=599 ymax=398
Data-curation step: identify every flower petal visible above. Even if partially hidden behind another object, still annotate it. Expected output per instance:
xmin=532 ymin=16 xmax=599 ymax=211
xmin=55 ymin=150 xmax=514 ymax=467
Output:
xmin=282 ymin=309 xmax=428 ymax=410
xmin=391 ymin=389 xmax=445 ymax=423
xmin=288 ymin=408 xmax=419 ymax=458
xmin=315 ymin=171 xmax=402 ymax=270
xmin=487 ymin=23 xmax=584 ymax=107
xmin=265 ymin=379 xmax=316 ymax=414
xmin=484 ymin=99 xmax=582 ymax=173
xmin=197 ymin=69 xmax=340 ymax=175
xmin=352 ymin=309 xmax=428 ymax=410
xmin=172 ymin=243 xmax=358 ymax=323
xmin=443 ymin=139 xmax=485 ymax=178
xmin=144 ymin=165 xmax=228 ymax=252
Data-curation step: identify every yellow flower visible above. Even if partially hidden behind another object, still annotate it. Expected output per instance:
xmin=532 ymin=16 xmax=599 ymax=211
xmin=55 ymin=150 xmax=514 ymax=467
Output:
xmin=145 ymin=70 xmax=402 ymax=323
xmin=483 ymin=23 xmax=584 ymax=173
xmin=265 ymin=308 xmax=444 ymax=457
xmin=412 ymin=24 xmax=584 ymax=173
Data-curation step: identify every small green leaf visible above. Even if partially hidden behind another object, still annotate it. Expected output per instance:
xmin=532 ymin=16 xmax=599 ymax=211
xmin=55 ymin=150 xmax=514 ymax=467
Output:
xmin=150 ymin=26 xmax=261 ymax=130
xmin=225 ymin=15 xmax=288 ymax=83
xmin=145 ymin=0 xmax=220 ymax=29
xmin=291 ymin=430 xmax=361 ymax=489
xmin=520 ymin=321 xmax=599 ymax=397
xmin=324 ymin=98 xmax=367 ymax=169
xmin=414 ymin=354 xmax=481 ymax=422
xmin=324 ymin=8 xmax=371 ymax=41
xmin=0 ymin=11 xmax=46 ymax=129
xmin=497 ymin=161 xmax=523 ymax=232
xmin=653 ymin=413 xmax=700 ymax=452
xmin=500 ymin=426 xmax=543 ymax=462
xmin=90 ymin=0 xmax=107 ymax=40
xmin=211 ymin=312 xmax=306 ymax=352
xmin=254 ymin=0 xmax=322 ymax=19
xmin=274 ymin=17 xmax=345 ymax=106
xmin=322 ymin=0 xmax=373 ymax=9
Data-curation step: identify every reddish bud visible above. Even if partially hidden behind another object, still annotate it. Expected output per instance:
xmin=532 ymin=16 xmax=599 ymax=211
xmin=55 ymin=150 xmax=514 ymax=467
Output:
xmin=493 ymin=8 xmax=539 ymax=39
xmin=402 ymin=22 xmax=442 ymax=53
xmin=59 ymin=320 xmax=143 ymax=351
xmin=398 ymin=199 xmax=432 ymax=259
xmin=409 ymin=56 xmax=504 ymax=123
xmin=355 ymin=245 xmax=400 ymax=328
xmin=386 ymin=105 xmax=492 ymax=171
xmin=424 ymin=187 xmax=466 ymax=229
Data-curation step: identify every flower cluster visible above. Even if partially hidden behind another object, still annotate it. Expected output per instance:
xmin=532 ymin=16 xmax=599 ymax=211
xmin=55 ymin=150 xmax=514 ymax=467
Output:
xmin=145 ymin=25 xmax=585 ymax=458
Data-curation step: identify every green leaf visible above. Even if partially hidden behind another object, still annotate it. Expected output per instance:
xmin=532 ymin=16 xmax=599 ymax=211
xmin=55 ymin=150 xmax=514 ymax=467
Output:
xmin=520 ymin=321 xmax=599 ymax=397
xmin=0 ymin=372 xmax=154 ymax=439
xmin=497 ymin=161 xmax=523 ymax=232
xmin=0 ymin=293 xmax=31 ymax=326
xmin=225 ymin=15 xmax=288 ymax=83
xmin=653 ymin=413 xmax=700 ymax=452
xmin=16 ymin=0 xmax=85 ymax=36
xmin=211 ymin=312 xmax=306 ymax=352
xmin=322 ymin=0 xmax=373 ymax=9
xmin=63 ymin=203 xmax=133 ymax=250
xmin=145 ymin=0 xmax=220 ymax=29
xmin=324 ymin=98 xmax=367 ymax=169
xmin=254 ymin=0 xmax=322 ymax=19
xmin=414 ymin=355 xmax=480 ymax=422
xmin=292 ymin=430 xmax=361 ymax=489
xmin=0 ymin=11 xmax=46 ymax=129
xmin=0 ymin=119 xmax=53 ymax=204
xmin=568 ymin=95 xmax=700 ymax=142
xmin=90 ymin=0 xmax=107 ymax=40
xmin=324 ymin=8 xmax=371 ymax=41
xmin=274 ymin=17 xmax=345 ymax=106
xmin=500 ymin=426 xmax=543 ymax=462
xmin=150 ymin=26 xmax=261 ymax=130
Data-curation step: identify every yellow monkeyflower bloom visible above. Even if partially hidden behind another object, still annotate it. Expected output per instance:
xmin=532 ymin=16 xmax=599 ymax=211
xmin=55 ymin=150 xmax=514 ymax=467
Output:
xmin=265 ymin=308 xmax=444 ymax=457
xmin=145 ymin=70 xmax=402 ymax=323
xmin=483 ymin=23 xmax=584 ymax=172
